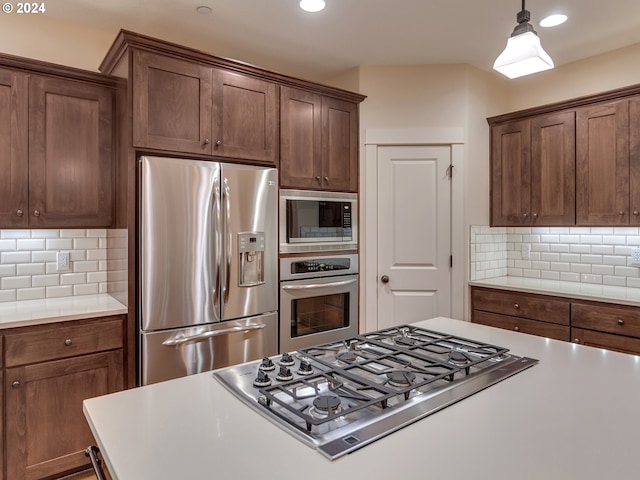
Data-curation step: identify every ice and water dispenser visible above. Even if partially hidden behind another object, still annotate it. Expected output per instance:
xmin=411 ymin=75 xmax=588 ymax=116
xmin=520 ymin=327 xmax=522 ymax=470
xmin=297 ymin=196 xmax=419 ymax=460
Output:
xmin=238 ymin=232 xmax=265 ymax=286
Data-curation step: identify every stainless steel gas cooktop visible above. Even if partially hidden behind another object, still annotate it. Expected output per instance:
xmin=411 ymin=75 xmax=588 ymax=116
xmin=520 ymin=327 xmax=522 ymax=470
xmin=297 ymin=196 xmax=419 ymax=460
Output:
xmin=213 ymin=325 xmax=538 ymax=460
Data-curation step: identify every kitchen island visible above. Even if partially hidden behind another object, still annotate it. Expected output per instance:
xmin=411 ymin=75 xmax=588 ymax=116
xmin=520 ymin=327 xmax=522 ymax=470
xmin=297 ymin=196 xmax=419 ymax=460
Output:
xmin=83 ymin=317 xmax=640 ymax=479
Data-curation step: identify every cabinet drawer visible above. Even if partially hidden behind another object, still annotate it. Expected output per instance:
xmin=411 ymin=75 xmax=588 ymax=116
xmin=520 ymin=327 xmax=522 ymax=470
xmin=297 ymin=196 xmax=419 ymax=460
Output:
xmin=472 ymin=287 xmax=570 ymax=325
xmin=572 ymin=327 xmax=640 ymax=355
xmin=472 ymin=310 xmax=571 ymax=342
xmin=5 ymin=317 xmax=123 ymax=367
xmin=572 ymin=303 xmax=640 ymax=338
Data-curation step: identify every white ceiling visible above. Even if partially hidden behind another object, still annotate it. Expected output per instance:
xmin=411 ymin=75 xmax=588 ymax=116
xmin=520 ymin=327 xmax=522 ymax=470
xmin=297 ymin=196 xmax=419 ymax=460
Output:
xmin=46 ymin=0 xmax=640 ymax=81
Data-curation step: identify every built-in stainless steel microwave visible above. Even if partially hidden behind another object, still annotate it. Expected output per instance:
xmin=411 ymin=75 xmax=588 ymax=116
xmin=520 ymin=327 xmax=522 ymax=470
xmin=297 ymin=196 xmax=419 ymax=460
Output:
xmin=279 ymin=189 xmax=358 ymax=253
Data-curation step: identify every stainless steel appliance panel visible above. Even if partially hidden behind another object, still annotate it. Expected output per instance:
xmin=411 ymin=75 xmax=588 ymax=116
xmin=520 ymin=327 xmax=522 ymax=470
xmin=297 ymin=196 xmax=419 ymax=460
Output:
xmin=141 ymin=313 xmax=277 ymax=385
xmin=221 ymin=163 xmax=278 ymax=320
xmin=280 ymin=274 xmax=359 ymax=351
xmin=140 ymin=156 xmax=220 ymax=331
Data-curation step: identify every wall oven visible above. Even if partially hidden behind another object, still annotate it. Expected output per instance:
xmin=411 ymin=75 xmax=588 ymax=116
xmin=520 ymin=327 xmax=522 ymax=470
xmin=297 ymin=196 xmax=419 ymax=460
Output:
xmin=279 ymin=189 xmax=357 ymax=253
xmin=279 ymin=253 xmax=358 ymax=351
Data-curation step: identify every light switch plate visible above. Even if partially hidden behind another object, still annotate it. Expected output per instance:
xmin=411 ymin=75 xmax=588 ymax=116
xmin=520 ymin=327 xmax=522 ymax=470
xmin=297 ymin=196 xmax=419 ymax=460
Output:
xmin=631 ymin=248 xmax=640 ymax=266
xmin=521 ymin=243 xmax=531 ymax=259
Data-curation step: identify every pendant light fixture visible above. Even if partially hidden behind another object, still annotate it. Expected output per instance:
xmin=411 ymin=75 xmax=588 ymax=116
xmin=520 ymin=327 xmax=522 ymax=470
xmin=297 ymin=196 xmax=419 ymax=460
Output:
xmin=493 ymin=0 xmax=554 ymax=79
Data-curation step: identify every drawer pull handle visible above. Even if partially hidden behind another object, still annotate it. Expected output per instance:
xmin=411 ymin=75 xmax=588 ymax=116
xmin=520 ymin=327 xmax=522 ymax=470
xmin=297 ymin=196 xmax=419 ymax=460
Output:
xmin=617 ymin=319 xmax=625 ymax=326
xmin=514 ymin=326 xmax=520 ymax=332
xmin=514 ymin=303 xmax=520 ymax=309
xmin=12 ymin=381 xmax=20 ymax=388
xmin=64 ymin=338 xmax=72 ymax=346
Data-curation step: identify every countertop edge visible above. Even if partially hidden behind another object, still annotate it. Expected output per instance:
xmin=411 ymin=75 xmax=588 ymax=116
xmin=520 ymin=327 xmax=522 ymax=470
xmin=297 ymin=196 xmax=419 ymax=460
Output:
xmin=0 ymin=294 xmax=128 ymax=329
xmin=469 ymin=276 xmax=640 ymax=307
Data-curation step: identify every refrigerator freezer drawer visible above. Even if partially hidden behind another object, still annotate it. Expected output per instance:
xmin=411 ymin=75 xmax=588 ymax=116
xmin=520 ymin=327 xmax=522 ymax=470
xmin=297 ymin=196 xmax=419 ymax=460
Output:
xmin=140 ymin=313 xmax=277 ymax=385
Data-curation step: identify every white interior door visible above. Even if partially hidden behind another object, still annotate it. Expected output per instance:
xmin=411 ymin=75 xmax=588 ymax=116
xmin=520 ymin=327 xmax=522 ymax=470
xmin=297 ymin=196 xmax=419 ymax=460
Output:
xmin=377 ymin=145 xmax=452 ymax=328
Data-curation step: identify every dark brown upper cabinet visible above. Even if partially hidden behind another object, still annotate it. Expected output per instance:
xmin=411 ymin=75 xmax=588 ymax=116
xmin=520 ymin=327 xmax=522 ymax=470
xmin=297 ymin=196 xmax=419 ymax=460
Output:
xmin=0 ymin=58 xmax=120 ymax=229
xmin=490 ymin=111 xmax=575 ymax=226
xmin=133 ymin=50 xmax=277 ymax=165
xmin=280 ymin=86 xmax=358 ymax=192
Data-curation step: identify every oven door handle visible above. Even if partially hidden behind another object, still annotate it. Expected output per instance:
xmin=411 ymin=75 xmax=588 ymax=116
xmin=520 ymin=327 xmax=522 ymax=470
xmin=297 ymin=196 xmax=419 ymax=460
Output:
xmin=281 ymin=278 xmax=357 ymax=290
xmin=162 ymin=324 xmax=266 ymax=346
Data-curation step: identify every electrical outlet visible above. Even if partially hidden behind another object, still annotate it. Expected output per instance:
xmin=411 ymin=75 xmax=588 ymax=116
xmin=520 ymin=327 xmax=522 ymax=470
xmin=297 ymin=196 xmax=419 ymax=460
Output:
xmin=521 ymin=243 xmax=531 ymax=259
xmin=631 ymin=248 xmax=640 ymax=266
xmin=57 ymin=251 xmax=70 ymax=271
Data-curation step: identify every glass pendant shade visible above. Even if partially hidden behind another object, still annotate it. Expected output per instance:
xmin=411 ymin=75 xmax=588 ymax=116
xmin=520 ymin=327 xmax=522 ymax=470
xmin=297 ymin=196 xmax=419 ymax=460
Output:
xmin=493 ymin=31 xmax=554 ymax=79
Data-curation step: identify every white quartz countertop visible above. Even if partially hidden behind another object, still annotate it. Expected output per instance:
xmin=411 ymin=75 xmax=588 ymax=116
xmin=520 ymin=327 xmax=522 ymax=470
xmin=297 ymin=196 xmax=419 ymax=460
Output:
xmin=83 ymin=317 xmax=640 ymax=480
xmin=0 ymin=294 xmax=127 ymax=329
xmin=470 ymin=276 xmax=640 ymax=306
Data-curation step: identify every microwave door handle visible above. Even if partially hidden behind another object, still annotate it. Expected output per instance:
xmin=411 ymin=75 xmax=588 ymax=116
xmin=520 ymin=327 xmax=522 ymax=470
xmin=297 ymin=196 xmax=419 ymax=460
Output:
xmin=281 ymin=278 xmax=357 ymax=290
xmin=223 ymin=177 xmax=231 ymax=306
xmin=161 ymin=324 xmax=267 ymax=346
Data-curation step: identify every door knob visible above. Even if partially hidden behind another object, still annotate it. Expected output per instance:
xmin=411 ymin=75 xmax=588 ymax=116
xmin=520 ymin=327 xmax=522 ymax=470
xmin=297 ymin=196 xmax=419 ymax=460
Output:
xmin=380 ymin=275 xmax=389 ymax=284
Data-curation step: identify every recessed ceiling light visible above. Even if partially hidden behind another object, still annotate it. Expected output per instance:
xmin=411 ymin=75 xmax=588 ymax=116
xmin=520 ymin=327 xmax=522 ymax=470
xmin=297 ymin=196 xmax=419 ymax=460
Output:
xmin=196 ymin=5 xmax=212 ymax=15
xmin=540 ymin=14 xmax=567 ymax=28
xmin=299 ymin=0 xmax=326 ymax=13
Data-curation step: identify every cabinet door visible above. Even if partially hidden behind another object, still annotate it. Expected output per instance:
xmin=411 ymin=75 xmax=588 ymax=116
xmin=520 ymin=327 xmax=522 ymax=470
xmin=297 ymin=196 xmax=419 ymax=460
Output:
xmin=6 ymin=350 xmax=123 ymax=480
xmin=576 ymin=100 xmax=629 ymax=225
xmin=212 ymin=70 xmax=277 ymax=164
xmin=0 ymin=68 xmax=28 ymax=227
xmin=322 ymin=97 xmax=358 ymax=192
xmin=630 ymin=97 xmax=640 ymax=224
xmin=530 ymin=111 xmax=576 ymax=225
xmin=280 ymin=86 xmax=322 ymax=189
xmin=490 ymin=119 xmax=531 ymax=225
xmin=29 ymin=76 xmax=115 ymax=227
xmin=133 ymin=50 xmax=213 ymax=154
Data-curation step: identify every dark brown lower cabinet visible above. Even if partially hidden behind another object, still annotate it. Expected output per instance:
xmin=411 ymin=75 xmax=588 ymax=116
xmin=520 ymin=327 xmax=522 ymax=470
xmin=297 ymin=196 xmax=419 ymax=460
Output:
xmin=471 ymin=286 xmax=640 ymax=356
xmin=2 ymin=316 xmax=124 ymax=480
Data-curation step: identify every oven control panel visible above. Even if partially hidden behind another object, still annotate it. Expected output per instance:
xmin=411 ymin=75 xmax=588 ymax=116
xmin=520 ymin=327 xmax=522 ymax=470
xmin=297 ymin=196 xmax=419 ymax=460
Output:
xmin=291 ymin=258 xmax=351 ymax=274
xmin=280 ymin=253 xmax=358 ymax=281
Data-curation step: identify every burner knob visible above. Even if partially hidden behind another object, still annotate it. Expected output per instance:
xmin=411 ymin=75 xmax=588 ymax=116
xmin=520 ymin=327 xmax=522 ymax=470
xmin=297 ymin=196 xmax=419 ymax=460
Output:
xmin=279 ymin=352 xmax=295 ymax=366
xmin=259 ymin=356 xmax=275 ymax=371
xmin=253 ymin=370 xmax=272 ymax=387
xmin=276 ymin=366 xmax=294 ymax=381
xmin=297 ymin=359 xmax=314 ymax=376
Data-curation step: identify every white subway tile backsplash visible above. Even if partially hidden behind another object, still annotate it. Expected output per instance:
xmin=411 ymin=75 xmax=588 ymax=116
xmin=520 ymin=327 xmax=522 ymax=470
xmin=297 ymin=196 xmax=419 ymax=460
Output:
xmin=0 ymin=229 xmax=126 ymax=303
xmin=470 ymin=225 xmax=640 ymax=288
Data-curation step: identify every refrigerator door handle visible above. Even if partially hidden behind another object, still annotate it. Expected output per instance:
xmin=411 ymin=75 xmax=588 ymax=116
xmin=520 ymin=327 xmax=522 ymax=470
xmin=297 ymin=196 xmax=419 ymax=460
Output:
xmin=213 ymin=175 xmax=221 ymax=313
xmin=223 ymin=177 xmax=231 ymax=306
xmin=161 ymin=323 xmax=267 ymax=347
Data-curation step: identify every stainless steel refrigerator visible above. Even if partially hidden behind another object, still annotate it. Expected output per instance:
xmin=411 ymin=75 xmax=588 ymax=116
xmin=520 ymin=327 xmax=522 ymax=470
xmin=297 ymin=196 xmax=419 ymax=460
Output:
xmin=139 ymin=156 xmax=278 ymax=385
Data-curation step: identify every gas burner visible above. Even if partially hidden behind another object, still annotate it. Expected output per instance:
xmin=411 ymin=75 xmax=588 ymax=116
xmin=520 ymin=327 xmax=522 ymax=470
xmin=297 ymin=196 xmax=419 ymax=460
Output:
xmin=386 ymin=370 xmax=416 ymax=388
xmin=297 ymin=360 xmax=314 ymax=376
xmin=337 ymin=352 xmax=358 ymax=363
xmin=309 ymin=395 xmax=343 ymax=419
xmin=259 ymin=357 xmax=275 ymax=371
xmin=276 ymin=366 xmax=294 ymax=382
xmin=253 ymin=370 xmax=271 ymax=387
xmin=279 ymin=352 xmax=295 ymax=366
xmin=449 ymin=350 xmax=471 ymax=366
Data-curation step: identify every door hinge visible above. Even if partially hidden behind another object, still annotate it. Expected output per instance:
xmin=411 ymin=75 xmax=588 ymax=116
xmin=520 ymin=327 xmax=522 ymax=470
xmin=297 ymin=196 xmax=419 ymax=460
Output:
xmin=449 ymin=255 xmax=453 ymax=268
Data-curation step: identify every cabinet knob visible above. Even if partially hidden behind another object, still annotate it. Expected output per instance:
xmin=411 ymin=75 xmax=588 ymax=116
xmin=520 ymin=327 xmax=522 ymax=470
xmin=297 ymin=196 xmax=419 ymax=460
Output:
xmin=522 ymin=213 xmax=528 ymax=218
xmin=315 ymin=176 xmax=321 ymax=183
xmin=324 ymin=176 xmax=329 ymax=183
xmin=203 ymin=138 xmax=210 ymax=145
xmin=16 ymin=209 xmax=24 ymax=217
xmin=618 ymin=319 xmax=625 ymax=326
xmin=634 ymin=211 xmax=640 ymax=216
xmin=33 ymin=210 xmax=40 ymax=217
xmin=216 ymin=140 xmax=222 ymax=147
xmin=619 ymin=211 xmax=625 ymax=216
xmin=64 ymin=338 xmax=72 ymax=346
xmin=514 ymin=326 xmax=520 ymax=332
xmin=12 ymin=381 xmax=20 ymax=388
xmin=514 ymin=303 xmax=520 ymax=309
xmin=532 ymin=213 xmax=538 ymax=219
xmin=573 ymin=338 xmax=580 ymax=343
